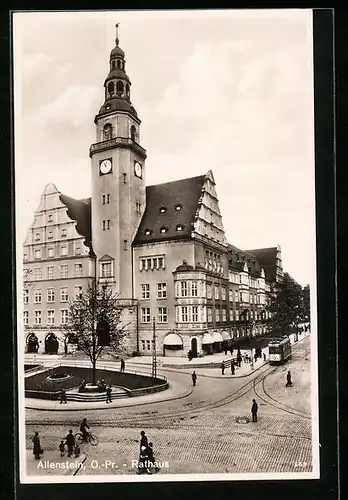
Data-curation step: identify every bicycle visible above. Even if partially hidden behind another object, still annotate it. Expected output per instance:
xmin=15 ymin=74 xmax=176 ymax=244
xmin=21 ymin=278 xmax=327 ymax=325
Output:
xmin=75 ymin=432 xmax=98 ymax=446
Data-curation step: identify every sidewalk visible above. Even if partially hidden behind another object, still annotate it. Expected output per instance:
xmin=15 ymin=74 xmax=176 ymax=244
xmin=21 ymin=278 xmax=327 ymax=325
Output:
xmin=25 ymin=378 xmax=191 ymax=411
xmin=25 ymin=450 xmax=86 ymax=476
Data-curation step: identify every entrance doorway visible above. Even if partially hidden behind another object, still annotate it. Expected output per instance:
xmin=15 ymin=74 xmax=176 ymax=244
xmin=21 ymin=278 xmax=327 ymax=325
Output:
xmin=27 ymin=333 xmax=39 ymax=353
xmin=45 ymin=333 xmax=59 ymax=354
xmin=191 ymin=338 xmax=198 ymax=358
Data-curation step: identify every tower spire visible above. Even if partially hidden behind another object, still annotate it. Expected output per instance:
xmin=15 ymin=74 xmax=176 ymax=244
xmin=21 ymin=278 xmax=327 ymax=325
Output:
xmin=115 ymin=23 xmax=119 ymax=47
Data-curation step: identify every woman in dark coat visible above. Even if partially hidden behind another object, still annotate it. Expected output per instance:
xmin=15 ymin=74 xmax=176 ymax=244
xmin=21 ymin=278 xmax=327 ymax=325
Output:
xmin=32 ymin=431 xmax=41 ymax=460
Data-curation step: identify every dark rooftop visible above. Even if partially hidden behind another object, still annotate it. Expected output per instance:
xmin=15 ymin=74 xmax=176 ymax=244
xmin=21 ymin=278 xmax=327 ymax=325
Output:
xmin=245 ymin=247 xmax=279 ymax=282
xmin=228 ymin=243 xmax=261 ymax=276
xmin=133 ymin=175 xmax=206 ymax=245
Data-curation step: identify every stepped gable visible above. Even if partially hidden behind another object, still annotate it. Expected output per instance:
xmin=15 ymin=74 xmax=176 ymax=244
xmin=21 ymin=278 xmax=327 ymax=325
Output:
xmin=228 ymin=243 xmax=261 ymax=276
xmin=133 ymin=175 xmax=206 ymax=245
xmin=245 ymin=247 xmax=278 ymax=281
xmin=59 ymin=194 xmax=94 ymax=254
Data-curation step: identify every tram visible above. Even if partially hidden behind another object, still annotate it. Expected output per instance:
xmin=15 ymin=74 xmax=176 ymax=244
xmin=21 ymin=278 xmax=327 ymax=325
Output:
xmin=268 ymin=336 xmax=291 ymax=364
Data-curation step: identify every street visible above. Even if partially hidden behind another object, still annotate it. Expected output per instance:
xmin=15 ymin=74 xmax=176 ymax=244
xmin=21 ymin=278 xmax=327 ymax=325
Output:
xmin=25 ymin=337 xmax=313 ymax=475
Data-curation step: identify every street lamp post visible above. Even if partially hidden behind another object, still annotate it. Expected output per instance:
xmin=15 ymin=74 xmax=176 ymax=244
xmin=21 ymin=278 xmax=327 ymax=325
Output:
xmin=152 ymin=317 xmax=157 ymax=384
xmin=250 ymin=319 xmax=254 ymax=370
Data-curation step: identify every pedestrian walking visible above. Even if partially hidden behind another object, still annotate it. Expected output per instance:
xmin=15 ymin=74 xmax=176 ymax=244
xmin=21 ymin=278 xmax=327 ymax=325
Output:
xmin=74 ymin=444 xmax=81 ymax=458
xmin=286 ymin=371 xmax=292 ymax=387
xmin=140 ymin=430 xmax=148 ymax=450
xmin=254 ymin=352 xmax=257 ymax=363
xmin=60 ymin=388 xmax=67 ymax=404
xmin=59 ymin=440 xmax=65 ymax=457
xmin=106 ymin=384 xmax=112 ymax=403
xmin=221 ymin=362 xmax=225 ymax=375
xmin=224 ymin=347 xmax=227 ymax=355
xmin=147 ymin=442 xmax=160 ymax=473
xmin=231 ymin=362 xmax=235 ymax=375
xmin=191 ymin=371 xmax=197 ymax=387
xmin=263 ymin=353 xmax=266 ymax=361
xmin=251 ymin=399 xmax=258 ymax=422
xmin=65 ymin=430 xmax=75 ymax=457
xmin=229 ymin=347 xmax=233 ymax=356
xmin=32 ymin=431 xmax=42 ymax=460
xmin=120 ymin=359 xmax=125 ymax=372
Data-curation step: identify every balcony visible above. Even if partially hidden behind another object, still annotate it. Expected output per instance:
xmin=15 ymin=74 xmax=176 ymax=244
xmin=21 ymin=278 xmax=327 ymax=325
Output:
xmin=89 ymin=137 xmax=147 ymax=159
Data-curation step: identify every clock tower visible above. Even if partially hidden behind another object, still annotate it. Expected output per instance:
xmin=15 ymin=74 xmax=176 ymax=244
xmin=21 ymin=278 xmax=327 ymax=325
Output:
xmin=90 ymin=25 xmax=147 ymax=298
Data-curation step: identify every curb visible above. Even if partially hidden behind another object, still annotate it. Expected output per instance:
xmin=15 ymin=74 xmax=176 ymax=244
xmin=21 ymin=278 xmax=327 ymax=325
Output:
xmin=72 ymin=454 xmax=87 ymax=476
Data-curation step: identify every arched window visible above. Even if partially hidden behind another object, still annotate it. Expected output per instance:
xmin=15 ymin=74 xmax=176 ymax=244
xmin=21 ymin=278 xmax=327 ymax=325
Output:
xmin=130 ymin=125 xmax=137 ymax=142
xmin=126 ymin=84 xmax=130 ymax=98
xmin=103 ymin=124 xmax=113 ymax=141
xmin=117 ymin=60 xmax=121 ymax=69
xmin=116 ymin=80 xmax=124 ymax=96
xmin=107 ymin=81 xmax=115 ymax=96
xmin=111 ymin=61 xmax=116 ymax=69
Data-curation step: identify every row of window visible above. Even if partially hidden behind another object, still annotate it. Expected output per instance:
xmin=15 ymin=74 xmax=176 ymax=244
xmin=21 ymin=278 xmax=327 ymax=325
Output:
xmin=141 ymin=307 xmax=168 ymax=323
xmin=24 ymin=246 xmax=82 ymax=262
xmin=140 ymin=256 xmax=165 ymax=271
xmin=144 ymin=224 xmax=184 ymax=236
xmin=23 ymin=286 xmax=83 ymax=304
xmin=34 ymin=228 xmax=67 ymax=241
xmin=23 ymin=309 xmax=69 ymax=326
xmin=141 ymin=283 xmax=167 ymax=299
xmin=24 ymin=263 xmax=83 ymax=281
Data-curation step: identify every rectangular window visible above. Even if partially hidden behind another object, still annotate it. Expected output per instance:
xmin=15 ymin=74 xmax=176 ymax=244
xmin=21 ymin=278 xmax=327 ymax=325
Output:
xmin=124 ymin=240 xmax=128 ymax=251
xmin=61 ymin=246 xmax=68 ymax=256
xmin=141 ymin=340 xmax=146 ymax=350
xmin=215 ymin=285 xmax=220 ymax=300
xmin=61 ymin=228 xmax=67 ymax=237
xmin=101 ymin=262 xmax=111 ymax=278
xmin=47 ymin=310 xmax=55 ymax=325
xmin=146 ymin=339 xmax=151 ymax=351
xmin=107 ymin=194 xmax=110 ymax=204
xmin=140 ymin=258 xmax=146 ymax=271
xmin=158 ymin=257 xmax=164 ymax=269
xmin=192 ymin=306 xmax=198 ymax=322
xmin=23 ymin=253 xmax=28 ymax=261
xmin=146 ymin=258 xmax=152 ymax=270
xmin=23 ymin=289 xmax=29 ymax=303
xmin=123 ymin=173 xmax=127 ymax=183
xmin=74 ymin=263 xmax=83 ymax=277
xmin=34 ymin=267 xmax=42 ymax=280
xmin=47 ymin=288 xmax=55 ymax=303
xmin=102 ymin=194 xmax=106 ymax=204
xmin=181 ymin=306 xmax=188 ymax=322
xmin=207 ymin=307 xmax=213 ymax=323
xmin=229 ymin=289 xmax=233 ymax=302
xmin=158 ymin=307 xmax=167 ymax=323
xmin=207 ymin=283 xmax=212 ymax=299
xmin=75 ymin=247 xmax=81 ymax=255
xmin=235 ymin=310 xmax=239 ymax=321
xmin=47 ymin=266 xmax=55 ymax=279
xmin=48 ymin=214 xmax=53 ymax=222
xmin=141 ymin=284 xmax=150 ymax=299
xmin=216 ymin=308 xmax=220 ymax=322
xmin=180 ymin=281 xmax=188 ymax=297
xmin=47 ymin=248 xmax=54 ymax=258
xmin=60 ymin=288 xmax=69 ymax=302
xmin=141 ymin=308 xmax=151 ymax=323
xmin=23 ymin=311 xmax=29 ymax=325
xmin=61 ymin=309 xmax=69 ymax=325
xmin=35 ymin=249 xmax=41 ymax=259
xmin=48 ymin=231 xmax=53 ymax=239
xmin=221 ymin=287 xmax=226 ymax=300
xmin=34 ymin=232 xmax=40 ymax=241
xmin=34 ymin=311 xmax=42 ymax=325
xmin=34 ymin=289 xmax=42 ymax=303
xmin=222 ymin=307 xmax=227 ymax=322
xmin=192 ymin=281 xmax=198 ymax=297
xmin=157 ymin=282 xmax=167 ymax=299
xmin=107 ymin=220 xmax=110 ymax=229
xmin=103 ymin=220 xmax=106 ymax=230
xmin=60 ymin=265 xmax=68 ymax=278
xmin=75 ymin=286 xmax=83 ymax=299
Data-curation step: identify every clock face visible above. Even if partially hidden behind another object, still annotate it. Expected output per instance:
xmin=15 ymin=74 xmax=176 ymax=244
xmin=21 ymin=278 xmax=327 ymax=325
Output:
xmin=134 ymin=161 xmax=142 ymax=178
xmin=99 ymin=159 xmax=112 ymax=175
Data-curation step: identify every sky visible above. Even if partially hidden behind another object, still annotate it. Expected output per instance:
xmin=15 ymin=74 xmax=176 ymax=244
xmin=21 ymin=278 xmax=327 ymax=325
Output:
xmin=13 ymin=9 xmax=315 ymax=287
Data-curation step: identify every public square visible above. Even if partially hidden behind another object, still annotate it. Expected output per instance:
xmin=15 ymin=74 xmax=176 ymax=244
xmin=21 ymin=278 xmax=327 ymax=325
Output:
xmin=25 ymin=335 xmax=313 ymax=476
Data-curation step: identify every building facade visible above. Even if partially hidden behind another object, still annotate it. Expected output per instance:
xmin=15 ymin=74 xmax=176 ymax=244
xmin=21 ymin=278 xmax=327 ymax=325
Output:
xmin=22 ymin=31 xmax=283 ymax=356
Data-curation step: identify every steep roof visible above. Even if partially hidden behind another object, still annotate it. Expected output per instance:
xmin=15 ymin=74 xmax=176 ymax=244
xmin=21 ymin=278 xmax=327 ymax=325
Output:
xmin=133 ymin=175 xmax=206 ymax=245
xmin=228 ymin=243 xmax=261 ymax=276
xmin=245 ymin=247 xmax=278 ymax=281
xmin=59 ymin=194 xmax=94 ymax=254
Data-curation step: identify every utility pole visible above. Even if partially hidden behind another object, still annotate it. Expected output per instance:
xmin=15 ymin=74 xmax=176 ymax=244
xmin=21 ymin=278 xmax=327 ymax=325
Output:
xmin=152 ymin=316 xmax=157 ymax=384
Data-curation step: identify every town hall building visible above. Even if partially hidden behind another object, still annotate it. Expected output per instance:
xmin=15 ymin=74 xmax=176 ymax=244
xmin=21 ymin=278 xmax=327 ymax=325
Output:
xmin=22 ymin=29 xmax=284 ymax=357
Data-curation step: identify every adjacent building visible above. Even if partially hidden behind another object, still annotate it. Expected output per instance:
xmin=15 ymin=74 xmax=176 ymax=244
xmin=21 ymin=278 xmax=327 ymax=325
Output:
xmin=22 ymin=29 xmax=283 ymax=357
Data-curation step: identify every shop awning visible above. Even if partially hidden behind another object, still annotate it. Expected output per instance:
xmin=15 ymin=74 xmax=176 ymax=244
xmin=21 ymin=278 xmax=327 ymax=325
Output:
xmin=221 ymin=331 xmax=230 ymax=341
xmin=212 ymin=331 xmax=224 ymax=342
xmin=202 ymin=333 xmax=214 ymax=344
xmin=163 ymin=333 xmax=183 ymax=346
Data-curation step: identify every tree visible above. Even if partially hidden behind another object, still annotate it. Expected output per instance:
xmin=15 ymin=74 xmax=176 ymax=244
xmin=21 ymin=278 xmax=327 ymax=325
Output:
xmin=301 ymin=284 xmax=311 ymax=325
xmin=268 ymin=273 xmax=303 ymax=336
xmin=63 ymin=279 xmax=128 ymax=385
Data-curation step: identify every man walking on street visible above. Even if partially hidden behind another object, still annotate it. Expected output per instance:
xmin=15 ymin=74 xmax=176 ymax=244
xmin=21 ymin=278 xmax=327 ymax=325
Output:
xmin=251 ymin=399 xmax=258 ymax=422
xmin=65 ymin=430 xmax=75 ymax=457
xmin=231 ymin=362 xmax=235 ymax=375
xmin=191 ymin=371 xmax=197 ymax=387
xmin=120 ymin=359 xmax=125 ymax=372
xmin=60 ymin=388 xmax=67 ymax=404
xmin=221 ymin=362 xmax=225 ymax=375
xmin=106 ymin=384 xmax=112 ymax=403
xmin=286 ymin=371 xmax=292 ymax=387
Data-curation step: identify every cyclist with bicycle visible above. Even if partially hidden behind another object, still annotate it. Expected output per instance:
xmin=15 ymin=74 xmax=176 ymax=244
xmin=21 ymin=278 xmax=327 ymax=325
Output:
xmin=80 ymin=418 xmax=90 ymax=442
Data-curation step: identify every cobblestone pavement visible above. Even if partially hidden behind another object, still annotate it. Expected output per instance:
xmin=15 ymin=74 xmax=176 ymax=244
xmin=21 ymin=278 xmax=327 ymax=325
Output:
xmin=25 ymin=337 xmax=315 ymax=476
